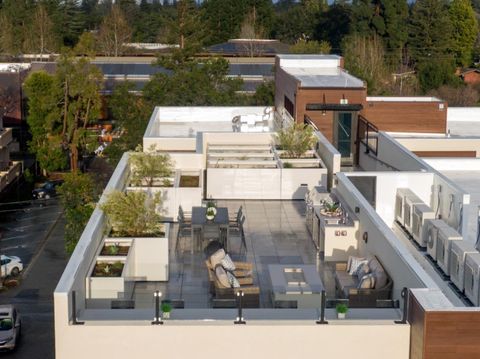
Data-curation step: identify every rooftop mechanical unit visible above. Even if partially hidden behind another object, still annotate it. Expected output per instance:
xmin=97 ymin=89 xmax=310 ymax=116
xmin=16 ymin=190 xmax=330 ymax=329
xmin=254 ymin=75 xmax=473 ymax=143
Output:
xmin=395 ymin=188 xmax=424 ymax=229
xmin=435 ymin=225 xmax=463 ymax=276
xmin=426 ymin=219 xmax=450 ymax=261
xmin=403 ymin=191 xmax=425 ymax=234
xmin=450 ymin=240 xmax=478 ymax=292
xmin=411 ymin=203 xmax=436 ymax=247
xmin=464 ymin=252 xmax=480 ymax=306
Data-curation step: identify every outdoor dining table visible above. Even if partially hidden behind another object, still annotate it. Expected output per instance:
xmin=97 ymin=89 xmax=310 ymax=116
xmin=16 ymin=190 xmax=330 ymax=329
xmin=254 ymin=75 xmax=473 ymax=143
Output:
xmin=191 ymin=207 xmax=229 ymax=252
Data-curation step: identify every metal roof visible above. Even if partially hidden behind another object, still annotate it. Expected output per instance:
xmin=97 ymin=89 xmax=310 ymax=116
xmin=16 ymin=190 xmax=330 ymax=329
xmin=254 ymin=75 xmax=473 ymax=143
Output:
xmin=284 ymin=66 xmax=365 ymax=88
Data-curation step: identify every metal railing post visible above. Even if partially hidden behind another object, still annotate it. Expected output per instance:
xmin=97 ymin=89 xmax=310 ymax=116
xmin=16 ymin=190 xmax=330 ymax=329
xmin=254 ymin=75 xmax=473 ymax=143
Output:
xmin=316 ymin=290 xmax=328 ymax=324
xmin=152 ymin=290 xmax=163 ymax=325
xmin=234 ymin=291 xmax=246 ymax=324
xmin=395 ymin=287 xmax=409 ymax=324
xmin=72 ymin=290 xmax=84 ymax=325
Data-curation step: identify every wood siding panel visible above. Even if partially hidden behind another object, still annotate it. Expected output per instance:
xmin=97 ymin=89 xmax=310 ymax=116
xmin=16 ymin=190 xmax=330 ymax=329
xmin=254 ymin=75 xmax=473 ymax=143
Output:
xmin=414 ymin=151 xmax=476 ymax=158
xmin=362 ymin=101 xmax=447 ymax=134
xmin=424 ymin=311 xmax=480 ymax=359
xmin=408 ymin=294 xmax=425 ymax=359
xmin=295 ymin=87 xmax=367 ymax=142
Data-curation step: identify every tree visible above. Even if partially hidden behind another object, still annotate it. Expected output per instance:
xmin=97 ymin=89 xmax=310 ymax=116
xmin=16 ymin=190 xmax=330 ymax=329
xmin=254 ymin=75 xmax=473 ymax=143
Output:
xmin=104 ymin=81 xmax=151 ymax=164
xmin=0 ymin=13 xmax=16 ymax=55
xmin=417 ymin=59 xmax=459 ymax=92
xmin=290 ymin=38 xmax=331 ymax=54
xmin=251 ymin=80 xmax=274 ymax=106
xmin=342 ymin=34 xmax=389 ymax=94
xmin=448 ymin=0 xmax=478 ymax=67
xmin=315 ymin=3 xmax=351 ymax=52
xmin=428 ymin=84 xmax=479 ymax=106
xmin=58 ymin=172 xmax=98 ymax=254
xmin=101 ymin=190 xmax=163 ymax=237
xmin=97 ymin=4 xmax=132 ymax=56
xmin=23 ymin=71 xmax=67 ymax=173
xmin=202 ymin=0 xmax=274 ymax=45
xmin=143 ymin=49 xmax=243 ymax=107
xmin=57 ymin=0 xmax=86 ymax=47
xmin=277 ymin=123 xmax=316 ymax=158
xmin=408 ymin=0 xmax=453 ymax=64
xmin=129 ymin=147 xmax=174 ymax=187
xmin=74 ymin=31 xmax=96 ymax=57
xmin=25 ymin=3 xmax=58 ymax=57
xmin=24 ymin=51 xmax=103 ymax=173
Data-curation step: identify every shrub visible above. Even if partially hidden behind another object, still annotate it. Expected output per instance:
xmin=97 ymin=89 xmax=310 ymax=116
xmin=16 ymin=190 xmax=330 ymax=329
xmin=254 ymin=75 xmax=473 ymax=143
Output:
xmin=277 ymin=123 xmax=316 ymax=158
xmin=101 ymin=190 xmax=164 ymax=237
xmin=129 ymin=145 xmax=174 ymax=187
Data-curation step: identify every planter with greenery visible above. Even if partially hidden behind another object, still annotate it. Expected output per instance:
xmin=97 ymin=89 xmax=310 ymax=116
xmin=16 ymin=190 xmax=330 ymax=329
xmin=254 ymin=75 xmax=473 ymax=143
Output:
xmin=275 ymin=123 xmax=323 ymax=168
xmin=92 ymin=261 xmax=125 ymax=277
xmin=101 ymin=190 xmax=170 ymax=281
xmin=319 ymin=199 xmax=343 ymax=218
xmin=100 ymin=239 xmax=132 ymax=257
xmin=129 ymin=146 xmax=174 ymax=187
xmin=161 ymin=302 xmax=172 ymax=319
xmin=336 ymin=303 xmax=349 ymax=319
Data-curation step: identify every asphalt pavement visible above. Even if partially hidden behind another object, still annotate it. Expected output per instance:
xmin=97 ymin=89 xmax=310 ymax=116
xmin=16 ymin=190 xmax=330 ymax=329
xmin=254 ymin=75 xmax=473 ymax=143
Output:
xmin=0 ymin=199 xmax=67 ymax=358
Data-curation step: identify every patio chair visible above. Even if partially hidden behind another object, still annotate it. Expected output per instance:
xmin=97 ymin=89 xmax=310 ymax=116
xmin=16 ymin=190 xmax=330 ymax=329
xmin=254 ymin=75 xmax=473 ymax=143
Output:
xmin=178 ymin=205 xmax=191 ymax=223
xmin=229 ymin=205 xmax=243 ymax=221
xmin=175 ymin=215 xmax=192 ymax=252
xmin=229 ymin=216 xmax=247 ymax=252
xmin=229 ymin=206 xmax=243 ymax=227
xmin=211 ymin=270 xmax=260 ymax=308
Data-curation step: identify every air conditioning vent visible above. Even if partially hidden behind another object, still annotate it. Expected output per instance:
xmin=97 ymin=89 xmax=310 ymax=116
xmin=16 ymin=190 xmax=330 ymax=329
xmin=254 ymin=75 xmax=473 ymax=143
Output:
xmin=436 ymin=225 xmax=462 ymax=276
xmin=450 ymin=241 xmax=477 ymax=292
xmin=464 ymin=252 xmax=480 ymax=306
xmin=412 ymin=203 xmax=435 ymax=247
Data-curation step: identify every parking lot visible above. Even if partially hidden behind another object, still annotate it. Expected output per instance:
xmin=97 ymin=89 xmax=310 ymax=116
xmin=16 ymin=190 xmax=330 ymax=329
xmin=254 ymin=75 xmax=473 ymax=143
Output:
xmin=0 ymin=199 xmax=67 ymax=358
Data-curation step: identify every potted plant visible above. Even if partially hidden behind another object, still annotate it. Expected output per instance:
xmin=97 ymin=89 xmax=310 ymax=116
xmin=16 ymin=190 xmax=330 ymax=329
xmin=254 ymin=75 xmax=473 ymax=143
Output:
xmin=206 ymin=207 xmax=216 ymax=221
xmin=129 ymin=145 xmax=174 ymax=187
xmin=336 ymin=303 xmax=348 ymax=319
xmin=161 ymin=302 xmax=172 ymax=319
xmin=319 ymin=199 xmax=343 ymax=217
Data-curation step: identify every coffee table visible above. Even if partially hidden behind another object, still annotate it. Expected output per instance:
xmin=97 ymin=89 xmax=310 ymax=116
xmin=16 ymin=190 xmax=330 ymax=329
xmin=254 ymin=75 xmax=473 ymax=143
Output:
xmin=268 ymin=264 xmax=324 ymax=309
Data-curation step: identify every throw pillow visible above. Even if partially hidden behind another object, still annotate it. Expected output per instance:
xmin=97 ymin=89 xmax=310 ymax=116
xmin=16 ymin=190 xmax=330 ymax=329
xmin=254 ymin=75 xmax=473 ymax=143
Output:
xmin=210 ymin=249 xmax=226 ymax=268
xmin=221 ymin=254 xmax=236 ymax=271
xmin=226 ymin=271 xmax=240 ymax=288
xmin=358 ymin=273 xmax=376 ymax=289
xmin=355 ymin=263 xmax=370 ymax=279
xmin=215 ymin=264 xmax=230 ymax=288
xmin=348 ymin=257 xmax=367 ymax=275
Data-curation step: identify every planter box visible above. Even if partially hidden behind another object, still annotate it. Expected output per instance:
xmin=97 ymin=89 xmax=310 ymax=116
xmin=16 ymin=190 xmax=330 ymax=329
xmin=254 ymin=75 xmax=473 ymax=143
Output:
xmin=86 ymin=258 xmax=131 ymax=300
xmin=100 ymin=238 xmax=132 ymax=256
xmin=128 ymin=171 xmax=202 ymax=222
xmin=277 ymin=149 xmax=325 ymax=169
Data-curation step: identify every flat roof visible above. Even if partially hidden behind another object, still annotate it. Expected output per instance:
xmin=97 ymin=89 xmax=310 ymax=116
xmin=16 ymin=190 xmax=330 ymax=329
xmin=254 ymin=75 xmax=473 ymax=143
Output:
xmin=283 ymin=66 xmax=364 ymax=88
xmin=367 ymin=96 xmax=443 ymax=103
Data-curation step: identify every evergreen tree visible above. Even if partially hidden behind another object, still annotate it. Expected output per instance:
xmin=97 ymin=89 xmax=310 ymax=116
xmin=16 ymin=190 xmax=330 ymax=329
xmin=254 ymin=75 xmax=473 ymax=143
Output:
xmin=58 ymin=0 xmax=86 ymax=47
xmin=408 ymin=0 xmax=453 ymax=64
xmin=448 ymin=0 xmax=478 ymax=67
xmin=381 ymin=0 xmax=408 ymax=61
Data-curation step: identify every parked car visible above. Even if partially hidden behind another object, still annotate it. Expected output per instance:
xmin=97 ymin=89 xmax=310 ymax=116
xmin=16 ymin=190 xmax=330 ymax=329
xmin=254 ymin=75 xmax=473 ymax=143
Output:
xmin=32 ymin=180 xmax=64 ymax=200
xmin=0 ymin=305 xmax=20 ymax=351
xmin=0 ymin=255 xmax=23 ymax=277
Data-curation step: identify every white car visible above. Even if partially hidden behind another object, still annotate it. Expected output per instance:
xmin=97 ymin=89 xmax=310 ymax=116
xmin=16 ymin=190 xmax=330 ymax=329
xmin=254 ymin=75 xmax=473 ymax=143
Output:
xmin=0 ymin=256 xmax=23 ymax=277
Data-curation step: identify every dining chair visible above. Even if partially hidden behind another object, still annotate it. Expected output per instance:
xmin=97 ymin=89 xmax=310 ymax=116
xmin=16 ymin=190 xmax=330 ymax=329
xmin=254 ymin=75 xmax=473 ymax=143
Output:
xmin=229 ymin=205 xmax=243 ymax=222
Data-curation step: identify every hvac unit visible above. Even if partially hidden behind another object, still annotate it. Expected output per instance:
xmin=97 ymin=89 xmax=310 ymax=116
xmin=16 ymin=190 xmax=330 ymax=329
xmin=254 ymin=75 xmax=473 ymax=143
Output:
xmin=464 ymin=252 xmax=480 ymax=306
xmin=450 ymin=241 xmax=478 ymax=292
xmin=411 ymin=203 xmax=436 ymax=247
xmin=436 ymin=226 xmax=463 ymax=275
xmin=426 ymin=219 xmax=449 ymax=260
xmin=403 ymin=192 xmax=424 ymax=234
xmin=395 ymin=188 xmax=421 ymax=225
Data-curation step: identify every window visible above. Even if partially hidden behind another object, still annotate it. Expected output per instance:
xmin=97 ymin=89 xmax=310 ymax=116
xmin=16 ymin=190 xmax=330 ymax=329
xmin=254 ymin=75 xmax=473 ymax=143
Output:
xmin=284 ymin=95 xmax=294 ymax=118
xmin=1 ymin=259 xmax=11 ymax=265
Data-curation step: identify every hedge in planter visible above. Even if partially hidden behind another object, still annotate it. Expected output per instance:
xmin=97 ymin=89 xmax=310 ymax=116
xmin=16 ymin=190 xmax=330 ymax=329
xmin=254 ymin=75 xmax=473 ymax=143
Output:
xmin=276 ymin=123 xmax=316 ymax=158
xmin=129 ymin=145 xmax=174 ymax=187
xmin=101 ymin=190 xmax=165 ymax=237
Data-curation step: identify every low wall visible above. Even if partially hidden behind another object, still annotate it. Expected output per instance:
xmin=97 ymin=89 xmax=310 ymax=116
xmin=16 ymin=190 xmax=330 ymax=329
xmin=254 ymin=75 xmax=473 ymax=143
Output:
xmin=315 ymin=131 xmax=341 ymax=189
xmin=207 ymin=167 xmax=327 ymax=200
xmin=54 ymin=318 xmax=410 ymax=359
xmin=396 ymin=137 xmax=480 ymax=158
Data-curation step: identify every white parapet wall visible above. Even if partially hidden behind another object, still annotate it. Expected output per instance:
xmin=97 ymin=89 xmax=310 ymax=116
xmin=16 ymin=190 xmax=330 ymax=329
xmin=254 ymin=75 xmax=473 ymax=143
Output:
xmin=54 ymin=317 xmax=410 ymax=359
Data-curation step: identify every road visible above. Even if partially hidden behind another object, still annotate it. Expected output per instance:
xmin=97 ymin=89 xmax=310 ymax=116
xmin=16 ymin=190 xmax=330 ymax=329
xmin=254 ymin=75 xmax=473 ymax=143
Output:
xmin=0 ymin=199 xmax=67 ymax=358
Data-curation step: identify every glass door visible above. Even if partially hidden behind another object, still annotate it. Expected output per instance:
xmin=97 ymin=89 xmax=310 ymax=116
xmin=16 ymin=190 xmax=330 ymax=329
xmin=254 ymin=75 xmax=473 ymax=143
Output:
xmin=335 ymin=112 xmax=353 ymax=164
